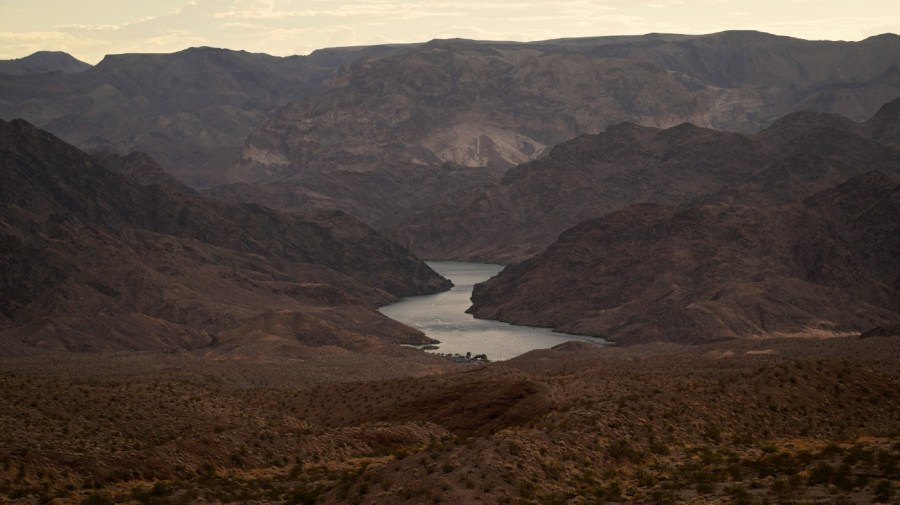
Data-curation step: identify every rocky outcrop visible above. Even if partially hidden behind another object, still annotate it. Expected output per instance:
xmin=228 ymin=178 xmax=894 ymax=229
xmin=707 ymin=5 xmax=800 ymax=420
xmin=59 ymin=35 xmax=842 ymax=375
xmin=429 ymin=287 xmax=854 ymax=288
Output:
xmin=235 ymin=42 xmax=709 ymax=181
xmin=3 ymin=33 xmax=899 ymax=226
xmin=216 ymin=33 xmax=900 ymax=246
xmin=0 ymin=119 xmax=449 ymax=355
xmin=234 ymin=31 xmax=900 ymax=184
xmin=0 ymin=46 xmax=400 ymax=186
xmin=392 ymin=99 xmax=900 ymax=263
xmin=468 ymin=173 xmax=900 ymax=345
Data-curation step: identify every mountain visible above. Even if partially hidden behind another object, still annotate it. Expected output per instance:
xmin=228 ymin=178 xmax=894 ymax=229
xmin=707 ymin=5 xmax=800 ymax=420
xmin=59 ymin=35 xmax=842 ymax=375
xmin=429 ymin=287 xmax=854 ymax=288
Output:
xmin=233 ymin=32 xmax=900 ymax=181
xmin=0 ymin=119 xmax=449 ymax=356
xmin=233 ymin=39 xmax=708 ymax=182
xmin=558 ymin=31 xmax=900 ymax=123
xmin=468 ymin=173 xmax=900 ymax=344
xmin=0 ymin=45 xmax=411 ymax=186
xmin=3 ymin=32 xmax=898 ymax=212
xmin=391 ymin=98 xmax=900 ymax=263
xmin=0 ymin=51 xmax=91 ymax=76
xmin=90 ymin=150 xmax=199 ymax=195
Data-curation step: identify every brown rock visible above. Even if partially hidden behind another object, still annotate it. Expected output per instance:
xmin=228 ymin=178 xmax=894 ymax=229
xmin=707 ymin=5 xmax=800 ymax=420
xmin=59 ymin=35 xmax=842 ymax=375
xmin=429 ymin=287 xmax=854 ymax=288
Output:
xmin=393 ymin=99 xmax=900 ymax=263
xmin=0 ymin=119 xmax=448 ymax=355
xmin=468 ymin=173 xmax=900 ymax=344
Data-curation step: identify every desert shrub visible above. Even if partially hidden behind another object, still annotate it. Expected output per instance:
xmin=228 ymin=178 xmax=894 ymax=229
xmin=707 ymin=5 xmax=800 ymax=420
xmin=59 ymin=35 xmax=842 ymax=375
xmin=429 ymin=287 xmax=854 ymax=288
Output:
xmin=831 ymin=463 xmax=854 ymax=491
xmin=518 ymin=479 xmax=535 ymax=499
xmin=649 ymin=487 xmax=676 ymax=504
xmin=594 ymin=480 xmax=623 ymax=502
xmin=649 ymin=439 xmax=670 ymax=455
xmin=873 ymin=479 xmax=893 ymax=503
xmin=80 ymin=493 xmax=115 ymax=505
xmin=606 ymin=439 xmax=642 ymax=463
xmin=724 ymin=484 xmax=753 ymax=505
xmin=808 ymin=462 xmax=833 ymax=485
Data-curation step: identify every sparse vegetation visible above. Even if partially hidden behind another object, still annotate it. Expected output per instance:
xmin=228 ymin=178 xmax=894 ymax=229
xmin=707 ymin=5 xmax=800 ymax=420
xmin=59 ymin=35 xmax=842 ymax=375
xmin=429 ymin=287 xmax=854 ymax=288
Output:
xmin=0 ymin=335 xmax=898 ymax=504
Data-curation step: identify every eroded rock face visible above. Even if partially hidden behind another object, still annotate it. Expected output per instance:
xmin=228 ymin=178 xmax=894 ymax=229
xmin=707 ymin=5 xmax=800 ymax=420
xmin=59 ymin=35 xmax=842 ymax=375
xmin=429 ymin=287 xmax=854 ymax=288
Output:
xmin=391 ymin=99 xmax=900 ymax=263
xmin=233 ymin=31 xmax=900 ymax=183
xmin=467 ymin=173 xmax=900 ymax=345
xmin=0 ymin=119 xmax=449 ymax=355
xmin=0 ymin=45 xmax=404 ymax=186
xmin=3 ymin=32 xmax=899 ymax=234
xmin=235 ymin=43 xmax=711 ymax=182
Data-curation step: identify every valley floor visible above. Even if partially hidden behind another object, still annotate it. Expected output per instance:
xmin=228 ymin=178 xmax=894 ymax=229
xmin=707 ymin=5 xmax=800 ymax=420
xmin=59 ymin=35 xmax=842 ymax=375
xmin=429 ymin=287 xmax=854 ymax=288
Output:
xmin=1 ymin=336 xmax=898 ymax=504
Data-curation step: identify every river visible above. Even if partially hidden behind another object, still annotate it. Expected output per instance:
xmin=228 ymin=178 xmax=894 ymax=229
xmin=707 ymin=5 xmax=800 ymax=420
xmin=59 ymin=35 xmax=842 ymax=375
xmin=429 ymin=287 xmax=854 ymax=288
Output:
xmin=379 ymin=261 xmax=609 ymax=361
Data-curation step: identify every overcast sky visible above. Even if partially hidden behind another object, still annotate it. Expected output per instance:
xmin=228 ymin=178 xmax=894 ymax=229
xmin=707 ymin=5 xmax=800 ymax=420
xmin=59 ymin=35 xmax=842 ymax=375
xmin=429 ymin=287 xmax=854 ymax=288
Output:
xmin=1 ymin=0 xmax=898 ymax=63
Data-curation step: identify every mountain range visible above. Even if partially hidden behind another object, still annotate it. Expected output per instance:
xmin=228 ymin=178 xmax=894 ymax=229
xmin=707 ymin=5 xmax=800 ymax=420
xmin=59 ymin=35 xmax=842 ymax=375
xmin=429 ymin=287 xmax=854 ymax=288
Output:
xmin=0 ymin=44 xmax=411 ymax=187
xmin=0 ymin=118 xmax=448 ymax=356
xmin=237 ymin=31 xmax=900 ymax=183
xmin=392 ymin=98 xmax=900 ymax=262
xmin=2 ymin=32 xmax=900 ymax=352
xmin=2 ymin=31 xmax=899 ymax=213
xmin=2 ymin=32 xmax=900 ymax=505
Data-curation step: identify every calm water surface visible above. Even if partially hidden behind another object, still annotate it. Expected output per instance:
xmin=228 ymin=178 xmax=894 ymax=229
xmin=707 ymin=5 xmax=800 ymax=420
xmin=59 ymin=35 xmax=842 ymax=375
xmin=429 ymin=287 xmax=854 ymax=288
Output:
xmin=379 ymin=261 xmax=609 ymax=360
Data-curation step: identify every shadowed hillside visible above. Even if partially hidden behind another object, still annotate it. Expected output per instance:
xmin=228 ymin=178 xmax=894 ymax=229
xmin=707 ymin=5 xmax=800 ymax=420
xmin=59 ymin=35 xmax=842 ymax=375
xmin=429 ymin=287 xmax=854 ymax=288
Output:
xmin=392 ymin=98 xmax=900 ymax=262
xmin=468 ymin=172 xmax=900 ymax=344
xmin=0 ymin=119 xmax=449 ymax=356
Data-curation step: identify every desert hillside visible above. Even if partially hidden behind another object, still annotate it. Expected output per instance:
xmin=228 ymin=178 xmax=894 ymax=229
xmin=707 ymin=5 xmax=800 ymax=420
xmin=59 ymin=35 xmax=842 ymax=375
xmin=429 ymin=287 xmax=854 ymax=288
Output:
xmin=1 ymin=30 xmax=899 ymax=505
xmin=393 ymin=98 xmax=900 ymax=262
xmin=0 ymin=119 xmax=449 ymax=356
xmin=468 ymin=172 xmax=900 ymax=344
xmin=0 ymin=336 xmax=897 ymax=504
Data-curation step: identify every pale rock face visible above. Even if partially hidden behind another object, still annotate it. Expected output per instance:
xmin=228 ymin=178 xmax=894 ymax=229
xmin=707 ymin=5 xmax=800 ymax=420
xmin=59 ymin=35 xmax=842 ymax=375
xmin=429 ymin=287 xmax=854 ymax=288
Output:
xmin=388 ymin=99 xmax=900 ymax=264
xmin=421 ymin=122 xmax=547 ymax=168
xmin=242 ymin=143 xmax=289 ymax=167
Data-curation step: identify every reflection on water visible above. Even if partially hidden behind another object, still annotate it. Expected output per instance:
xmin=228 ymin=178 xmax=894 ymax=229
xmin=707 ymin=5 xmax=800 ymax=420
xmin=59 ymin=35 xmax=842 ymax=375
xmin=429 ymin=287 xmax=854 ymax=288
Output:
xmin=379 ymin=261 xmax=609 ymax=361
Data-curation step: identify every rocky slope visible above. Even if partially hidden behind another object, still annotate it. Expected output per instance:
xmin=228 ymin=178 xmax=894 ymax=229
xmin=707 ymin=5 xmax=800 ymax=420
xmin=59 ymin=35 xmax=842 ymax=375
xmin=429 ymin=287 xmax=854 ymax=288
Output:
xmin=234 ymin=31 xmax=900 ymax=182
xmin=468 ymin=173 xmax=900 ymax=344
xmin=393 ymin=98 xmax=900 ymax=262
xmin=90 ymin=150 xmax=199 ymax=195
xmin=4 ymin=32 xmax=897 ymax=217
xmin=0 ymin=45 xmax=408 ymax=186
xmin=560 ymin=31 xmax=900 ymax=124
xmin=235 ymin=40 xmax=706 ymax=181
xmin=0 ymin=119 xmax=449 ymax=356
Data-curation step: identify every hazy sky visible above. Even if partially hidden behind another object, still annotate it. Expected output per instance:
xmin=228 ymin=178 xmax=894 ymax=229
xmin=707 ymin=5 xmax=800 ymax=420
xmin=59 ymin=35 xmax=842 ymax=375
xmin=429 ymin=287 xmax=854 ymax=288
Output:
xmin=1 ymin=0 xmax=898 ymax=63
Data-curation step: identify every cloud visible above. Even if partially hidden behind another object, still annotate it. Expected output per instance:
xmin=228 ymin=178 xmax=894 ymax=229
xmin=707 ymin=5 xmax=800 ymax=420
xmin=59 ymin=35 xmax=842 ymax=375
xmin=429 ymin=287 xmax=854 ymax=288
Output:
xmin=55 ymin=24 xmax=122 ymax=31
xmin=137 ymin=30 xmax=210 ymax=49
xmin=212 ymin=1 xmax=472 ymax=20
xmin=0 ymin=31 xmax=67 ymax=42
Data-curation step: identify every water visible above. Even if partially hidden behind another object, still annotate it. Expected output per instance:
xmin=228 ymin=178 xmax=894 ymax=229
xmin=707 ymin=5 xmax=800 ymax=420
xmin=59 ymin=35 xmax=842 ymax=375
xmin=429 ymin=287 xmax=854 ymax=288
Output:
xmin=379 ymin=261 xmax=609 ymax=361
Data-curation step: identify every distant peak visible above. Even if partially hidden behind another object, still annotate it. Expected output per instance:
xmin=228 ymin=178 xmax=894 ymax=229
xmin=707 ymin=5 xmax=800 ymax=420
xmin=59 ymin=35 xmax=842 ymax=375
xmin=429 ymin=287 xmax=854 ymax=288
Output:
xmin=179 ymin=46 xmax=236 ymax=54
xmin=862 ymin=33 xmax=900 ymax=42
xmin=0 ymin=50 xmax=91 ymax=75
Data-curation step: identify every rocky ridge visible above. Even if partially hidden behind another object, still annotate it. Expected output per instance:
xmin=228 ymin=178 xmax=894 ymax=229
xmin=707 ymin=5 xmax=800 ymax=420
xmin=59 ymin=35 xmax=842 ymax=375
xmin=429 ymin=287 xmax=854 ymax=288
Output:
xmin=0 ymin=45 xmax=410 ymax=186
xmin=239 ymin=32 xmax=900 ymax=180
xmin=3 ymin=32 xmax=899 ymax=223
xmin=0 ymin=119 xmax=449 ymax=356
xmin=392 ymin=98 xmax=900 ymax=262
xmin=468 ymin=172 xmax=900 ymax=344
